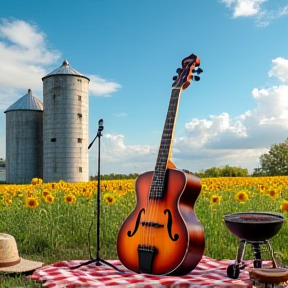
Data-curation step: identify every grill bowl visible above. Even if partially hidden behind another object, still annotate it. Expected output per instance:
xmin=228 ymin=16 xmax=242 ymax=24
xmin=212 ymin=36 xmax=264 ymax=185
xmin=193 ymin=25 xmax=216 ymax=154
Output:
xmin=224 ymin=212 xmax=284 ymax=242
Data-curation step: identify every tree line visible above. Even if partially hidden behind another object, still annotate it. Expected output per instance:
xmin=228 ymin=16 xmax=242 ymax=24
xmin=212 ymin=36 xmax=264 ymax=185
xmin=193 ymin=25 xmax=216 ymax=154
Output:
xmin=93 ymin=137 xmax=288 ymax=178
xmin=90 ymin=173 xmax=139 ymax=181
xmin=196 ymin=137 xmax=288 ymax=177
xmin=2 ymin=137 xmax=288 ymax=179
xmin=195 ymin=165 xmax=248 ymax=178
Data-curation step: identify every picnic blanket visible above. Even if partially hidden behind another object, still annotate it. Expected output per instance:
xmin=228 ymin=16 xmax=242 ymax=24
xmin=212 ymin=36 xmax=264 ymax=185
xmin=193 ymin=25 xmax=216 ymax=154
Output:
xmin=29 ymin=256 xmax=259 ymax=288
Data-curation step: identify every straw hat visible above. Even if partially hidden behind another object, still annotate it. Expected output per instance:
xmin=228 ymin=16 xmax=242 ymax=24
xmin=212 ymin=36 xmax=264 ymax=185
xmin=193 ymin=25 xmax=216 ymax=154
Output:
xmin=0 ymin=233 xmax=43 ymax=273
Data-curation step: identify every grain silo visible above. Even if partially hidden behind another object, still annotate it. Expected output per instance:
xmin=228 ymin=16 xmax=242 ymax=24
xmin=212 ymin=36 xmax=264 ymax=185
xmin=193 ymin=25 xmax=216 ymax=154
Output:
xmin=42 ymin=60 xmax=90 ymax=183
xmin=4 ymin=89 xmax=43 ymax=184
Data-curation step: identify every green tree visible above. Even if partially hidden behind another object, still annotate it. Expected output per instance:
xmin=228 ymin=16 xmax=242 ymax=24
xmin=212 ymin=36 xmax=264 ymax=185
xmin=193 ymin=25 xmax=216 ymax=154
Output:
xmin=252 ymin=167 xmax=265 ymax=177
xmin=256 ymin=138 xmax=288 ymax=176
xmin=203 ymin=167 xmax=221 ymax=178
xmin=195 ymin=165 xmax=248 ymax=178
xmin=220 ymin=165 xmax=248 ymax=177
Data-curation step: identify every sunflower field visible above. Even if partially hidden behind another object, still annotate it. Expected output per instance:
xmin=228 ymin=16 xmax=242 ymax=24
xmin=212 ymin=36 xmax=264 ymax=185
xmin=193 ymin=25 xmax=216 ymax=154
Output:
xmin=1 ymin=176 xmax=288 ymax=267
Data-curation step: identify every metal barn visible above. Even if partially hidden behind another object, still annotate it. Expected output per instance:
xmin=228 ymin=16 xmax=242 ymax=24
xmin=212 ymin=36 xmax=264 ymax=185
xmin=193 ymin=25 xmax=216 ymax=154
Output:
xmin=4 ymin=89 xmax=43 ymax=184
xmin=42 ymin=60 xmax=90 ymax=183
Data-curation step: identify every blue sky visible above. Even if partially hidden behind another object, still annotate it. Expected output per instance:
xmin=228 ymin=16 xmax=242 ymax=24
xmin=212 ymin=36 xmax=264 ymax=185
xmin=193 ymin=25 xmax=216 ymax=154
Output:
xmin=0 ymin=0 xmax=288 ymax=176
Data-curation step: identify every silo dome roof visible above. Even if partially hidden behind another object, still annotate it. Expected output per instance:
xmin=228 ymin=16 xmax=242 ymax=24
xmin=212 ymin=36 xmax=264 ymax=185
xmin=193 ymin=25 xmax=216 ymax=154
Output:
xmin=42 ymin=60 xmax=90 ymax=80
xmin=4 ymin=89 xmax=43 ymax=113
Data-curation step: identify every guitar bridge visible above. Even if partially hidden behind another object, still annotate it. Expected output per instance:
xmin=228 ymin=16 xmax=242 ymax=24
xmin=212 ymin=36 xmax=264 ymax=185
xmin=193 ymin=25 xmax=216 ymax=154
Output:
xmin=137 ymin=244 xmax=158 ymax=273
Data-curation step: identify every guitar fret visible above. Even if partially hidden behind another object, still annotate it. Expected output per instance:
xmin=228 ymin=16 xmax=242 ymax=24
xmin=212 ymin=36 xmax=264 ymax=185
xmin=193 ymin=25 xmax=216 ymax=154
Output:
xmin=149 ymin=87 xmax=182 ymax=199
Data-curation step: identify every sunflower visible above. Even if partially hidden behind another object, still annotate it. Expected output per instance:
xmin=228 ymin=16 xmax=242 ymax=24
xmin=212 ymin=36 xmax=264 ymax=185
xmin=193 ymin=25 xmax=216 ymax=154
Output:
xmin=235 ymin=191 xmax=249 ymax=203
xmin=281 ymin=200 xmax=288 ymax=212
xmin=17 ymin=192 xmax=23 ymax=198
xmin=44 ymin=194 xmax=55 ymax=204
xmin=4 ymin=199 xmax=12 ymax=205
xmin=201 ymin=184 xmax=208 ymax=193
xmin=257 ymin=184 xmax=265 ymax=194
xmin=59 ymin=180 xmax=68 ymax=188
xmin=115 ymin=187 xmax=126 ymax=197
xmin=31 ymin=178 xmax=43 ymax=185
xmin=42 ymin=189 xmax=50 ymax=197
xmin=267 ymin=188 xmax=281 ymax=200
xmin=85 ymin=189 xmax=94 ymax=199
xmin=210 ymin=195 xmax=220 ymax=205
xmin=103 ymin=193 xmax=116 ymax=205
xmin=26 ymin=197 xmax=39 ymax=209
xmin=64 ymin=194 xmax=76 ymax=204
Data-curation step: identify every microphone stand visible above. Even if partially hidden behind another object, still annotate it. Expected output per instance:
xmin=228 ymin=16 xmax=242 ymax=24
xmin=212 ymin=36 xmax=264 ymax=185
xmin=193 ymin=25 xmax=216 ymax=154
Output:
xmin=72 ymin=119 xmax=124 ymax=272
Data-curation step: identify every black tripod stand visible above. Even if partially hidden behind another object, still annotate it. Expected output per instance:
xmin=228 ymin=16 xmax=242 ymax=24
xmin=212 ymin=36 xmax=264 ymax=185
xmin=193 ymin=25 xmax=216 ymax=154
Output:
xmin=72 ymin=119 xmax=123 ymax=272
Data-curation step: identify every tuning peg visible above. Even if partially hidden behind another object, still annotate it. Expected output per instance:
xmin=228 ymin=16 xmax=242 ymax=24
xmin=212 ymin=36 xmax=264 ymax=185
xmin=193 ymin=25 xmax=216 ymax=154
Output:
xmin=192 ymin=67 xmax=203 ymax=75
xmin=194 ymin=75 xmax=200 ymax=81
xmin=172 ymin=76 xmax=178 ymax=81
xmin=196 ymin=67 xmax=203 ymax=74
xmin=176 ymin=68 xmax=183 ymax=74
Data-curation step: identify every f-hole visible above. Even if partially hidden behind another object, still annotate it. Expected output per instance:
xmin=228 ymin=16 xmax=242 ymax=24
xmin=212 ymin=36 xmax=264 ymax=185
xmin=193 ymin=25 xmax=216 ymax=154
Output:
xmin=127 ymin=208 xmax=145 ymax=237
xmin=164 ymin=209 xmax=179 ymax=241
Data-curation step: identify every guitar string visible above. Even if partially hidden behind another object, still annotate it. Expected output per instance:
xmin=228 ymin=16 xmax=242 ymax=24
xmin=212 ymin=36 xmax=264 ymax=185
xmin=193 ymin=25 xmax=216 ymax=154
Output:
xmin=146 ymin=89 xmax=180 ymax=258
xmin=142 ymin=77 xmax=185 ymax=265
xmin=150 ymin=111 xmax=170 ymax=253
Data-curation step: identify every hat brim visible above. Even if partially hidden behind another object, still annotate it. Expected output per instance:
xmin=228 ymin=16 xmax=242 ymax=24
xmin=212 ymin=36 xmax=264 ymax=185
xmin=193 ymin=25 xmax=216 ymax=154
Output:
xmin=0 ymin=257 xmax=43 ymax=273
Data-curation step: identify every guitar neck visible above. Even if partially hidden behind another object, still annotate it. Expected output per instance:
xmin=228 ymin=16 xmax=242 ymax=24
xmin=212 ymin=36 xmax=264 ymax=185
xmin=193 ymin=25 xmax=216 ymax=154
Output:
xmin=149 ymin=87 xmax=182 ymax=199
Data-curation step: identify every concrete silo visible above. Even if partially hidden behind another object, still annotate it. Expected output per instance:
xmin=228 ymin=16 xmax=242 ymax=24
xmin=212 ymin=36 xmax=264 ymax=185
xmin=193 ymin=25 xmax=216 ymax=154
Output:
xmin=42 ymin=60 xmax=90 ymax=183
xmin=4 ymin=89 xmax=43 ymax=184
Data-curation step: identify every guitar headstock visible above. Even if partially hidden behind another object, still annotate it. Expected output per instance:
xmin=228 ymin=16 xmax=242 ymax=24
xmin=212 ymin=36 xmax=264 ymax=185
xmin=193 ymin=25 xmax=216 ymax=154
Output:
xmin=172 ymin=54 xmax=203 ymax=90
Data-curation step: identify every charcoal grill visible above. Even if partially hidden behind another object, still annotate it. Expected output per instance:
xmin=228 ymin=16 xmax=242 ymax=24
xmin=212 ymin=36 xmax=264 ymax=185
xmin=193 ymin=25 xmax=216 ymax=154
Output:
xmin=224 ymin=212 xmax=285 ymax=279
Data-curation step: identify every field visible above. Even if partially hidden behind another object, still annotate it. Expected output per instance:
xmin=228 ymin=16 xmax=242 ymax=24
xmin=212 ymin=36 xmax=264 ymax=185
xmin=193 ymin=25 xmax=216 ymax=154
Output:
xmin=1 ymin=176 xmax=288 ymax=287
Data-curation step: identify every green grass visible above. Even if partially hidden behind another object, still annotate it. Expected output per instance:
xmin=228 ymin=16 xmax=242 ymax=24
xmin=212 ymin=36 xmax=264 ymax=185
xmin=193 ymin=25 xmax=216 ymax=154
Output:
xmin=1 ymin=187 xmax=287 ymax=287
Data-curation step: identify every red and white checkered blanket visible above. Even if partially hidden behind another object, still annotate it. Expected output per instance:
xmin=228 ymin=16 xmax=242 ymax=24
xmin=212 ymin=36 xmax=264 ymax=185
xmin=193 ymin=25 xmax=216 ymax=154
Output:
xmin=29 ymin=256 xmax=256 ymax=287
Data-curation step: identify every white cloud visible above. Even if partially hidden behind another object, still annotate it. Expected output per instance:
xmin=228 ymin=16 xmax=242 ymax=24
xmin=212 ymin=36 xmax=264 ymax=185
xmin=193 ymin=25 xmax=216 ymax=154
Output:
xmin=268 ymin=57 xmax=288 ymax=83
xmin=171 ymin=57 xmax=288 ymax=173
xmin=0 ymin=19 xmax=60 ymax=93
xmin=0 ymin=19 xmax=45 ymax=49
xmin=0 ymin=19 xmax=122 ymax=110
xmin=221 ymin=0 xmax=267 ymax=17
xmin=88 ymin=75 xmax=122 ymax=97
xmin=115 ymin=113 xmax=127 ymax=117
xmin=221 ymin=0 xmax=288 ymax=25
xmin=89 ymin=134 xmax=157 ymax=175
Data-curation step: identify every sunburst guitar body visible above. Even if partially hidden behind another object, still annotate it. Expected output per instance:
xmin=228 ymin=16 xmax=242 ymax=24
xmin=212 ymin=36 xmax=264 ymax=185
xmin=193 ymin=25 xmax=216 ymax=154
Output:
xmin=117 ymin=54 xmax=205 ymax=276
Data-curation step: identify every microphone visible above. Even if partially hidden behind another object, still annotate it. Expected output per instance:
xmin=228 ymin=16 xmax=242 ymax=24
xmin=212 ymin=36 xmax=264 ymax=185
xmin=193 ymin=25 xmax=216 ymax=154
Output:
xmin=98 ymin=119 xmax=104 ymax=132
xmin=88 ymin=119 xmax=104 ymax=150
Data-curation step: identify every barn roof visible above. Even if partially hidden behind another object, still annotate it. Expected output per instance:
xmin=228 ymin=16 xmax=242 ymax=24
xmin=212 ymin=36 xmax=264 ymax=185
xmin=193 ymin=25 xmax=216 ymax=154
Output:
xmin=4 ymin=89 xmax=43 ymax=113
xmin=42 ymin=60 xmax=90 ymax=81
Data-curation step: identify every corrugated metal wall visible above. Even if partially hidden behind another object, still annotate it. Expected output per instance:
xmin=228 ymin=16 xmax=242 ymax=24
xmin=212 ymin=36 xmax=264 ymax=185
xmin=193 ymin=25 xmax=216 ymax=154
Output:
xmin=42 ymin=75 xmax=89 ymax=183
xmin=5 ymin=110 xmax=43 ymax=184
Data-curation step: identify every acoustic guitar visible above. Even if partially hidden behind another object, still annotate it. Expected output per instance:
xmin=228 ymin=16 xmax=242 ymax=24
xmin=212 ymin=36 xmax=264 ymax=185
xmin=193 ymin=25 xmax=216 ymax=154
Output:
xmin=117 ymin=54 xmax=205 ymax=276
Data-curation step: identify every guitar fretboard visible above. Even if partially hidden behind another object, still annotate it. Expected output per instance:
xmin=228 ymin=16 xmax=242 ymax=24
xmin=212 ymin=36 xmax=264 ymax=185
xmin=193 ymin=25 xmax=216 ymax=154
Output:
xmin=149 ymin=87 xmax=182 ymax=199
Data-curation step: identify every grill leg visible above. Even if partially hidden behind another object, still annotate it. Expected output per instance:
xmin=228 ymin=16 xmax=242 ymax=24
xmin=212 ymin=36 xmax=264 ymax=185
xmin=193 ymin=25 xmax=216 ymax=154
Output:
xmin=252 ymin=242 xmax=262 ymax=268
xmin=227 ymin=240 xmax=247 ymax=279
xmin=235 ymin=239 xmax=246 ymax=266
xmin=266 ymin=240 xmax=278 ymax=268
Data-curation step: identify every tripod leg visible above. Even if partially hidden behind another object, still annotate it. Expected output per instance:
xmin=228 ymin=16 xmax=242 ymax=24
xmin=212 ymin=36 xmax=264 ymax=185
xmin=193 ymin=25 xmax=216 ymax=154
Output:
xmin=97 ymin=258 xmax=127 ymax=273
xmin=70 ymin=259 xmax=97 ymax=269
